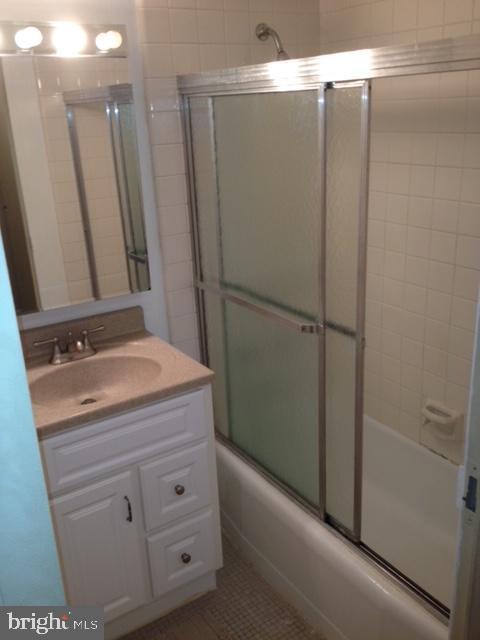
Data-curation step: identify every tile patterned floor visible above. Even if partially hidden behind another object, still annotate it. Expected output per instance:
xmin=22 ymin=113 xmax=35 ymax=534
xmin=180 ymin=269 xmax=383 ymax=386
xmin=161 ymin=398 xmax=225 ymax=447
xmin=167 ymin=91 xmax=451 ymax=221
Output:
xmin=122 ymin=535 xmax=324 ymax=640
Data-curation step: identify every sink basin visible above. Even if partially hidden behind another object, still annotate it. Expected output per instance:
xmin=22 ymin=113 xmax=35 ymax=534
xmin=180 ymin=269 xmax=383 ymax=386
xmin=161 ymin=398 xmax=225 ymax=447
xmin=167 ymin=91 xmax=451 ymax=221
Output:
xmin=30 ymin=355 xmax=162 ymax=409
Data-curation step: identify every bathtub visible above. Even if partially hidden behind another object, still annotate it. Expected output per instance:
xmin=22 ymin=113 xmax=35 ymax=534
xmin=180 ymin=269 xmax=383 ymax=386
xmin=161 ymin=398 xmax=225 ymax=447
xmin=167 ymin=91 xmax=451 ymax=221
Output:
xmin=216 ymin=415 xmax=460 ymax=640
xmin=362 ymin=416 xmax=460 ymax=608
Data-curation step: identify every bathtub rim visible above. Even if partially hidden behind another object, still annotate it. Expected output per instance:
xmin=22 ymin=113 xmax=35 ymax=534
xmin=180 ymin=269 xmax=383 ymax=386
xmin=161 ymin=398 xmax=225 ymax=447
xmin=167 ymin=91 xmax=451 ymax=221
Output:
xmin=215 ymin=430 xmax=451 ymax=625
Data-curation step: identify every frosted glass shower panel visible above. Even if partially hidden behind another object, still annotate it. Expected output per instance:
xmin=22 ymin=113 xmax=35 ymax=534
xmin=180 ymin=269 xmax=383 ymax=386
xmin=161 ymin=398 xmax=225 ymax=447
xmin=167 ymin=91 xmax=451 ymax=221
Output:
xmin=203 ymin=292 xmax=230 ymax=438
xmin=325 ymin=85 xmax=363 ymax=327
xmin=325 ymin=84 xmax=366 ymax=531
xmin=224 ymin=299 xmax=320 ymax=505
xmin=189 ymin=97 xmax=223 ymax=284
xmin=212 ymin=91 xmax=321 ymax=318
xmin=325 ymin=329 xmax=356 ymax=529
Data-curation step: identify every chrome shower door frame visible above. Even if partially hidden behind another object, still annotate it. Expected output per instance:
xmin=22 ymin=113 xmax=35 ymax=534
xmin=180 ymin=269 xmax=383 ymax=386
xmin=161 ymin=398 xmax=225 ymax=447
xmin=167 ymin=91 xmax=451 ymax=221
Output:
xmin=182 ymin=79 xmax=371 ymax=539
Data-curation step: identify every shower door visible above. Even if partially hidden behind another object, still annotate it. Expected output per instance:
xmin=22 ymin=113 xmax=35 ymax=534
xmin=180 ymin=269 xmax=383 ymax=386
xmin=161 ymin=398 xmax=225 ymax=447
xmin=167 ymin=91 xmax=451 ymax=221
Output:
xmin=187 ymin=90 xmax=325 ymax=509
xmin=185 ymin=83 xmax=369 ymax=527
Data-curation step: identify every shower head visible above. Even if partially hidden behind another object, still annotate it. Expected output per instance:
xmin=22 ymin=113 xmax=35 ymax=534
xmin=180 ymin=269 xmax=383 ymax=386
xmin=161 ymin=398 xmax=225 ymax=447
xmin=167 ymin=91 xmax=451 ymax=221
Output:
xmin=255 ymin=23 xmax=290 ymax=61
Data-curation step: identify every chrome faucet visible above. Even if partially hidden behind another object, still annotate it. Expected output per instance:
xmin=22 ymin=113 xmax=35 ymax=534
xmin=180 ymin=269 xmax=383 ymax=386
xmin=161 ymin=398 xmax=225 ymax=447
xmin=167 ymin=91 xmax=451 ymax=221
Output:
xmin=33 ymin=325 xmax=105 ymax=365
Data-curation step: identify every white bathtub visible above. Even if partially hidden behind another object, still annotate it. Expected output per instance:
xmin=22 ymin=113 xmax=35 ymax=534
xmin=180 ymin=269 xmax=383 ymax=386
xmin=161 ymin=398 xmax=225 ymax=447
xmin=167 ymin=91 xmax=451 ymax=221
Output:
xmin=362 ymin=416 xmax=460 ymax=607
xmin=217 ymin=415 xmax=460 ymax=640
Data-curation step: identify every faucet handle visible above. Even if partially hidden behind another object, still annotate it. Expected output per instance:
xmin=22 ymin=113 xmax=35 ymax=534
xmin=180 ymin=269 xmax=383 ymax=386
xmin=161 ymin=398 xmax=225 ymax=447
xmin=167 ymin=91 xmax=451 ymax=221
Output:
xmin=33 ymin=337 xmax=64 ymax=365
xmin=81 ymin=325 xmax=105 ymax=354
xmin=33 ymin=336 xmax=59 ymax=348
xmin=85 ymin=325 xmax=105 ymax=335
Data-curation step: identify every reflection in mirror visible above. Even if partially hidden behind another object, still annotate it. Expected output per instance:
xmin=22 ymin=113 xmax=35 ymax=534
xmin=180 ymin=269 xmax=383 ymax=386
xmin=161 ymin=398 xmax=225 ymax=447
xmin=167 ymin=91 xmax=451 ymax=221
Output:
xmin=0 ymin=48 xmax=150 ymax=315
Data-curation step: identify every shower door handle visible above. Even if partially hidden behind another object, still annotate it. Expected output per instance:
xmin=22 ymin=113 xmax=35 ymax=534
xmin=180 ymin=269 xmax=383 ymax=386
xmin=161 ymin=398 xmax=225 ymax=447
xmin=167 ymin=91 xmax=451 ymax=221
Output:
xmin=196 ymin=280 xmax=321 ymax=334
xmin=127 ymin=249 xmax=147 ymax=265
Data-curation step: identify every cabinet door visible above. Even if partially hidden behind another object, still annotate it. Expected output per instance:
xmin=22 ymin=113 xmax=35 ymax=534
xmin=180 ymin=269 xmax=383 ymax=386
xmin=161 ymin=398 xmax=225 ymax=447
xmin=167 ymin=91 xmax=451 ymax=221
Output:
xmin=51 ymin=470 xmax=148 ymax=622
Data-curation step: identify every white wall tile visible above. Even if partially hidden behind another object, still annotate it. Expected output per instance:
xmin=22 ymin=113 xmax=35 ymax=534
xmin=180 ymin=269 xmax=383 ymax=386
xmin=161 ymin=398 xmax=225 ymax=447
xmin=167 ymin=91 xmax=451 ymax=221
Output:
xmin=427 ymin=260 xmax=455 ymax=293
xmin=407 ymin=226 xmax=431 ymax=257
xmin=426 ymin=289 xmax=452 ymax=322
xmin=425 ymin=318 xmax=450 ymax=349
xmin=169 ymin=9 xmax=198 ymax=42
xmin=451 ymin=295 xmax=476 ymax=329
xmin=434 ymin=167 xmax=462 ymax=200
xmin=454 ymin=266 xmax=480 ymax=299
xmin=432 ymin=199 xmax=459 ymax=232
xmin=417 ymin=0 xmax=445 ymax=28
xmin=405 ymin=255 xmax=429 ymax=286
xmin=456 ymin=235 xmax=480 ymax=268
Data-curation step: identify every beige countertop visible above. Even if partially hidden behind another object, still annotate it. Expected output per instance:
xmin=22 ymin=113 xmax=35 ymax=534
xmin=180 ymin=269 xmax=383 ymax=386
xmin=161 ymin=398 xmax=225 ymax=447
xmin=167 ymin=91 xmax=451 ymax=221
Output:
xmin=28 ymin=331 xmax=214 ymax=439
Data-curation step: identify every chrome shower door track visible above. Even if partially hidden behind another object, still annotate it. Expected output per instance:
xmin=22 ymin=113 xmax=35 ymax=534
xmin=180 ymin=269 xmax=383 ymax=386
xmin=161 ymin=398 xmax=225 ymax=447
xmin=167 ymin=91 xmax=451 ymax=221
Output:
xmin=179 ymin=33 xmax=480 ymax=96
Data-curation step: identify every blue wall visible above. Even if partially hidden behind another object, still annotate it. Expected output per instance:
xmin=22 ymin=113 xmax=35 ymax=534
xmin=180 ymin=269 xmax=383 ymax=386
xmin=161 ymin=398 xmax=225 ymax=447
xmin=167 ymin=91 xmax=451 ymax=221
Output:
xmin=0 ymin=236 xmax=65 ymax=605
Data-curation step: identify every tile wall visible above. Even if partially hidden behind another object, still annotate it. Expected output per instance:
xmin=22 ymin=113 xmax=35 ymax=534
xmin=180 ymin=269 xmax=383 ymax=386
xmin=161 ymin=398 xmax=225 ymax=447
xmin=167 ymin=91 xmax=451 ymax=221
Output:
xmin=317 ymin=2 xmax=480 ymax=460
xmin=365 ymin=71 xmax=480 ymax=462
xmin=319 ymin=0 xmax=480 ymax=53
xmin=34 ymin=56 xmax=130 ymax=304
xmin=134 ymin=0 xmax=321 ymax=359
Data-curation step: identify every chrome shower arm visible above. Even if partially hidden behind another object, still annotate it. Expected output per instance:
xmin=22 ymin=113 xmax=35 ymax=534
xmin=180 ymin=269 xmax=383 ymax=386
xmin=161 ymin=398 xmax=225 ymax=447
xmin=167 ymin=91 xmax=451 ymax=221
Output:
xmin=255 ymin=23 xmax=289 ymax=60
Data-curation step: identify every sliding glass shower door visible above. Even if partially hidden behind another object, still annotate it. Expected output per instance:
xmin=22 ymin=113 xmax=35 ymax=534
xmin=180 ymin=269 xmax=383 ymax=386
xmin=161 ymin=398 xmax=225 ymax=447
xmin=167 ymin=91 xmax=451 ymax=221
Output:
xmin=187 ymin=90 xmax=324 ymax=507
xmin=185 ymin=82 xmax=369 ymax=528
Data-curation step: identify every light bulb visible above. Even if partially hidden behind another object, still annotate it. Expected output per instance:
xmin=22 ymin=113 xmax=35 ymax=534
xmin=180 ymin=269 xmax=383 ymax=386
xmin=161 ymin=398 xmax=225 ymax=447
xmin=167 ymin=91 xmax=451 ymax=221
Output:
xmin=52 ymin=23 xmax=87 ymax=56
xmin=14 ymin=26 xmax=43 ymax=50
xmin=95 ymin=30 xmax=122 ymax=52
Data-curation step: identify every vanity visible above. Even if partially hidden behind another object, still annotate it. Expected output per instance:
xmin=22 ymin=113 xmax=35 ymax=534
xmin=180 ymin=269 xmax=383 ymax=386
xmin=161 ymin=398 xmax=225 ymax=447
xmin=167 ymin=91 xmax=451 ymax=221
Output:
xmin=22 ymin=307 xmax=222 ymax=639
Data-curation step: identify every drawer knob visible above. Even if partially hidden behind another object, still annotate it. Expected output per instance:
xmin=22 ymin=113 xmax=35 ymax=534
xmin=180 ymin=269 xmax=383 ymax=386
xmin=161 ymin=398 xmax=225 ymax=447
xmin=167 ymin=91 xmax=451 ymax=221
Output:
xmin=181 ymin=552 xmax=191 ymax=564
xmin=174 ymin=484 xmax=185 ymax=496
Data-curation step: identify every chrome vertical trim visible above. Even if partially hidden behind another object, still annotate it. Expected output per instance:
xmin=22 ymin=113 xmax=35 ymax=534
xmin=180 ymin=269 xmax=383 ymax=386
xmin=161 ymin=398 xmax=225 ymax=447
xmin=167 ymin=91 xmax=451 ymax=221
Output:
xmin=66 ymin=106 xmax=100 ymax=300
xmin=106 ymin=101 xmax=136 ymax=293
xmin=181 ymin=96 xmax=209 ymax=364
xmin=317 ymin=84 xmax=327 ymax=520
xmin=352 ymin=80 xmax=371 ymax=541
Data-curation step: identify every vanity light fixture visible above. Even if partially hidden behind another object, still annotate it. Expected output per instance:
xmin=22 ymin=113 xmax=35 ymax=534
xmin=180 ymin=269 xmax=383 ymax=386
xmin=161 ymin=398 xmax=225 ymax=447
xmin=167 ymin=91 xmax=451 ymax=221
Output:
xmin=0 ymin=20 xmax=126 ymax=56
xmin=95 ymin=30 xmax=123 ymax=52
xmin=14 ymin=26 xmax=43 ymax=50
xmin=52 ymin=23 xmax=87 ymax=56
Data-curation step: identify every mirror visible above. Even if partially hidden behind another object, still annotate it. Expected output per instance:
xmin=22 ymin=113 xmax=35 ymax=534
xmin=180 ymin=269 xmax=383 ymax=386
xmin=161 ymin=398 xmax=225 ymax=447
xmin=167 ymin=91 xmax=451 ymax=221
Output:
xmin=0 ymin=23 xmax=150 ymax=315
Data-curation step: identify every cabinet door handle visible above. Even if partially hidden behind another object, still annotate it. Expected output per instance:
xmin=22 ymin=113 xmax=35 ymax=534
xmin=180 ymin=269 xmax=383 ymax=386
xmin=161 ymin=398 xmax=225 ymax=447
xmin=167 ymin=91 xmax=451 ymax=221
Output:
xmin=174 ymin=484 xmax=185 ymax=496
xmin=124 ymin=495 xmax=133 ymax=522
xmin=181 ymin=552 xmax=191 ymax=564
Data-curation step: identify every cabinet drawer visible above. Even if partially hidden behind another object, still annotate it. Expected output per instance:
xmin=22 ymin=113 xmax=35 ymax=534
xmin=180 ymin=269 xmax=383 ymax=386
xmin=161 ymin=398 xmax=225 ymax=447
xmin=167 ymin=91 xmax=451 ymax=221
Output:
xmin=140 ymin=442 xmax=211 ymax=532
xmin=147 ymin=510 xmax=215 ymax=598
xmin=42 ymin=389 xmax=208 ymax=494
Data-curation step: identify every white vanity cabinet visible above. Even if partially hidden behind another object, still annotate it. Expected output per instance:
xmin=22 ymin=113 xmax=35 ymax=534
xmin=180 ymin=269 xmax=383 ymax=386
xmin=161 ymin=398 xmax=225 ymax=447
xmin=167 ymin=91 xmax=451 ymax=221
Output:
xmin=40 ymin=386 xmax=222 ymax=638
